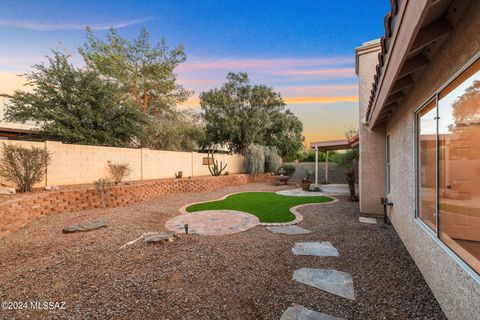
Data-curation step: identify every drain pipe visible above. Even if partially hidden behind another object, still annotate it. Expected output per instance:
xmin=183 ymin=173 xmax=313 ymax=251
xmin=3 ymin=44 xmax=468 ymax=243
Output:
xmin=380 ymin=198 xmax=393 ymax=224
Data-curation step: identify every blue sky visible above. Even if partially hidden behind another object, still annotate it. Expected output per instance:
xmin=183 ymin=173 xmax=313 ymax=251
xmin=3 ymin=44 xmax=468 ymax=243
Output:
xmin=0 ymin=0 xmax=390 ymax=144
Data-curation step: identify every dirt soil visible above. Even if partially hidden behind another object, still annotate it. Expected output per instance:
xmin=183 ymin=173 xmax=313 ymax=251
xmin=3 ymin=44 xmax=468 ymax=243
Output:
xmin=0 ymin=183 xmax=446 ymax=320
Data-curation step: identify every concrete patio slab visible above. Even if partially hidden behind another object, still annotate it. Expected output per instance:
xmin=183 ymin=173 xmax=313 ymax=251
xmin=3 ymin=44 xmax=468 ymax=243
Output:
xmin=293 ymin=268 xmax=356 ymax=301
xmin=266 ymin=226 xmax=311 ymax=234
xmin=276 ymin=188 xmax=325 ymax=197
xmin=359 ymin=217 xmax=377 ymax=224
xmin=292 ymin=242 xmax=339 ymax=257
xmin=280 ymin=304 xmax=344 ymax=320
xmin=165 ymin=210 xmax=259 ymax=236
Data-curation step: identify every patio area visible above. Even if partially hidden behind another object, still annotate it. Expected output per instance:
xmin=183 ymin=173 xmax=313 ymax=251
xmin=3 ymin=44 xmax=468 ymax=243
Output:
xmin=0 ymin=182 xmax=445 ymax=319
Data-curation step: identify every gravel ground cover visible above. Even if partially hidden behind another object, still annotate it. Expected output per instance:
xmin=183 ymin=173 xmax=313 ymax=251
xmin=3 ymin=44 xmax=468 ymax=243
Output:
xmin=0 ymin=183 xmax=445 ymax=320
xmin=186 ymin=192 xmax=334 ymax=222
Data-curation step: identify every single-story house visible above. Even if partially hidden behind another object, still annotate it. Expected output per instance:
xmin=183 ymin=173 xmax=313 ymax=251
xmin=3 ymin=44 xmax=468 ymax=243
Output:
xmin=355 ymin=0 xmax=479 ymax=319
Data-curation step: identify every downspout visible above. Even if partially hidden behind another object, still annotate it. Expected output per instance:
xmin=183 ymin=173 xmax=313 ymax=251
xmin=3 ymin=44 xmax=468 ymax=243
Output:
xmin=315 ymin=146 xmax=318 ymax=186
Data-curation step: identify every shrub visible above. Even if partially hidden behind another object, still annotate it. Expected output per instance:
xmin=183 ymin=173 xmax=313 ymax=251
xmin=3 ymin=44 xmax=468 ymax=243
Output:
xmin=0 ymin=143 xmax=51 ymax=192
xmin=94 ymin=178 xmax=112 ymax=208
xmin=264 ymin=146 xmax=282 ymax=173
xmin=282 ymin=164 xmax=296 ymax=176
xmin=245 ymin=144 xmax=265 ymax=176
xmin=107 ymin=161 xmax=132 ymax=185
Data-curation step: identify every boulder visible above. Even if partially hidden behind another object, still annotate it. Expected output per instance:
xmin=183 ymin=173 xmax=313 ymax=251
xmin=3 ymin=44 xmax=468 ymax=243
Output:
xmin=0 ymin=187 xmax=15 ymax=195
xmin=62 ymin=219 xmax=107 ymax=233
xmin=143 ymin=232 xmax=177 ymax=244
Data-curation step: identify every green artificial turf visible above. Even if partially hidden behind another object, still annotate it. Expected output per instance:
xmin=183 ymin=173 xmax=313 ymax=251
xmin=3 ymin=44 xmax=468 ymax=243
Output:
xmin=186 ymin=192 xmax=334 ymax=223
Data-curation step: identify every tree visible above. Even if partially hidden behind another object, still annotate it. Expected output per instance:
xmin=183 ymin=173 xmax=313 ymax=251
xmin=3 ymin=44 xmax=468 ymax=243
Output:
xmin=200 ymin=72 xmax=303 ymax=156
xmin=265 ymin=109 xmax=304 ymax=157
xmin=336 ymin=148 xmax=359 ymax=201
xmin=3 ymin=51 xmax=145 ymax=147
xmin=143 ymin=109 xmax=206 ymax=151
xmin=80 ymin=27 xmax=190 ymax=114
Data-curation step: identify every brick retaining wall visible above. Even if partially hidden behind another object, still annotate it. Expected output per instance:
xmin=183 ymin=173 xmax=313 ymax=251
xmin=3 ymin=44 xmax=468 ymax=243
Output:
xmin=0 ymin=174 xmax=257 ymax=239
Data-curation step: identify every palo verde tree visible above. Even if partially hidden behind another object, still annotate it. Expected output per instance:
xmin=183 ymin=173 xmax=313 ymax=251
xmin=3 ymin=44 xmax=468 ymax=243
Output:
xmin=80 ymin=27 xmax=191 ymax=114
xmin=80 ymin=27 xmax=205 ymax=150
xmin=200 ymin=72 xmax=303 ymax=156
xmin=3 ymin=51 xmax=145 ymax=146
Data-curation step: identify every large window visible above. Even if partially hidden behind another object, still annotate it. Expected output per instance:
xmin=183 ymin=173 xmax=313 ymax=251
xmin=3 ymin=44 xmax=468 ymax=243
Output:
xmin=416 ymin=57 xmax=480 ymax=275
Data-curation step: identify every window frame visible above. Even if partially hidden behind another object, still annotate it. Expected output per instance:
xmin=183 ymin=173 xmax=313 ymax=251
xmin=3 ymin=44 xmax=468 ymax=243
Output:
xmin=413 ymin=51 xmax=480 ymax=280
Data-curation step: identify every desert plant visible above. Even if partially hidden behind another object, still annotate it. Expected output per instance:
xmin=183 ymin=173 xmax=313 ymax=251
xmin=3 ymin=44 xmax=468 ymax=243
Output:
xmin=107 ymin=161 xmax=132 ymax=185
xmin=264 ymin=146 xmax=282 ymax=173
xmin=245 ymin=144 xmax=265 ymax=176
xmin=282 ymin=164 xmax=296 ymax=176
xmin=94 ymin=178 xmax=112 ymax=208
xmin=175 ymin=171 xmax=183 ymax=178
xmin=337 ymin=149 xmax=359 ymax=201
xmin=0 ymin=143 xmax=51 ymax=192
xmin=207 ymin=152 xmax=227 ymax=176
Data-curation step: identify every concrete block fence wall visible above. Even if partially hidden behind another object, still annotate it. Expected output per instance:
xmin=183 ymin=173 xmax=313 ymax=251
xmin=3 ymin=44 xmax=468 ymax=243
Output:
xmin=0 ymin=140 xmax=245 ymax=188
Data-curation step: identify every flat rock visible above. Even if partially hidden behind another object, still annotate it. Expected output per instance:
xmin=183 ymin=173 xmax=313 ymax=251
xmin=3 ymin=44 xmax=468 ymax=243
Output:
xmin=359 ymin=217 xmax=377 ymax=224
xmin=281 ymin=304 xmax=344 ymax=320
xmin=266 ymin=226 xmax=311 ymax=235
xmin=0 ymin=187 xmax=15 ymax=195
xmin=293 ymin=268 xmax=355 ymax=301
xmin=62 ymin=219 xmax=107 ymax=233
xmin=292 ymin=242 xmax=339 ymax=257
xmin=144 ymin=232 xmax=177 ymax=244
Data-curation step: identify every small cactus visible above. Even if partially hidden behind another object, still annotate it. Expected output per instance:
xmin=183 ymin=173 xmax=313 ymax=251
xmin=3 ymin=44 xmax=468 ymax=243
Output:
xmin=207 ymin=152 xmax=227 ymax=176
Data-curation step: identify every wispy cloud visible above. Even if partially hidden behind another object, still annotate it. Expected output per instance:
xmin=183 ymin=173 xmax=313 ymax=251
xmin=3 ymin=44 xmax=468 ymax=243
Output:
xmin=0 ymin=17 xmax=152 ymax=31
xmin=177 ymin=56 xmax=353 ymax=72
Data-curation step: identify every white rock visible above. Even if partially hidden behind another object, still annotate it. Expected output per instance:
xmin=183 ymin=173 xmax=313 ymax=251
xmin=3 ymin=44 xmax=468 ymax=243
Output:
xmin=0 ymin=187 xmax=15 ymax=194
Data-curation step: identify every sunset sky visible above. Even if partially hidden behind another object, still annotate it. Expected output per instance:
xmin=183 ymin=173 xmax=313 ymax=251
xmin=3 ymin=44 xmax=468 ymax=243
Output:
xmin=0 ymin=0 xmax=390 ymax=146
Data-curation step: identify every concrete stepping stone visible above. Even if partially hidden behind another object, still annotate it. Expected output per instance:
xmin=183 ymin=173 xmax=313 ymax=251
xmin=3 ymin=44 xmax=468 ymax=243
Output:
xmin=281 ymin=304 xmax=344 ymax=320
xmin=62 ymin=219 xmax=107 ymax=233
xmin=293 ymin=268 xmax=355 ymax=301
xmin=359 ymin=217 xmax=377 ymax=224
xmin=266 ymin=226 xmax=311 ymax=235
xmin=292 ymin=242 xmax=339 ymax=257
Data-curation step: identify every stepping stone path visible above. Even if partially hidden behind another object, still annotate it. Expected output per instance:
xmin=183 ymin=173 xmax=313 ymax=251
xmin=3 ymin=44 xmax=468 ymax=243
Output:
xmin=281 ymin=304 xmax=344 ymax=320
xmin=62 ymin=219 xmax=107 ymax=233
xmin=293 ymin=268 xmax=356 ymax=301
xmin=359 ymin=216 xmax=377 ymax=224
xmin=165 ymin=210 xmax=259 ymax=236
xmin=266 ymin=226 xmax=311 ymax=235
xmin=292 ymin=242 xmax=339 ymax=257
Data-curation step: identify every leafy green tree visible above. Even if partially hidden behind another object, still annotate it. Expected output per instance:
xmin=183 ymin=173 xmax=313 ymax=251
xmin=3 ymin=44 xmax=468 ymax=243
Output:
xmin=3 ymin=51 xmax=145 ymax=146
xmin=143 ymin=109 xmax=206 ymax=151
xmin=80 ymin=27 xmax=190 ymax=114
xmin=200 ymin=72 xmax=303 ymax=156
xmin=336 ymin=148 xmax=359 ymax=201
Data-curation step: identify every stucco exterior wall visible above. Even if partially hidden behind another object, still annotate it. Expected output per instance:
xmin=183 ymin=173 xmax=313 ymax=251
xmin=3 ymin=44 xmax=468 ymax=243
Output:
xmin=384 ymin=3 xmax=480 ymax=319
xmin=356 ymin=40 xmax=386 ymax=215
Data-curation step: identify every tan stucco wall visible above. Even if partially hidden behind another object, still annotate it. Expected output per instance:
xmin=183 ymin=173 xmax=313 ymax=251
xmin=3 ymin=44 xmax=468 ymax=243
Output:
xmin=356 ymin=40 xmax=386 ymax=215
xmin=383 ymin=3 xmax=480 ymax=320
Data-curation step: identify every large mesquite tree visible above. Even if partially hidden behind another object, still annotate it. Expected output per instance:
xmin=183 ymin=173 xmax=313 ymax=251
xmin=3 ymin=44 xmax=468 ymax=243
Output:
xmin=200 ymin=72 xmax=303 ymax=156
